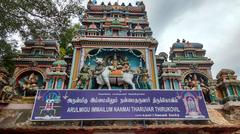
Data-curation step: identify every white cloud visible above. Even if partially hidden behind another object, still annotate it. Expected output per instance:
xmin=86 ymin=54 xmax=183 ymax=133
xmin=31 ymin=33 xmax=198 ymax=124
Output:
xmin=139 ymin=0 xmax=240 ymax=78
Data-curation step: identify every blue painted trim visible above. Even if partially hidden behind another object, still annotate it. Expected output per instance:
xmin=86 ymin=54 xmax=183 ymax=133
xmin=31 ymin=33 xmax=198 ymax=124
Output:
xmin=145 ymin=48 xmax=150 ymax=72
xmin=152 ymin=48 xmax=159 ymax=89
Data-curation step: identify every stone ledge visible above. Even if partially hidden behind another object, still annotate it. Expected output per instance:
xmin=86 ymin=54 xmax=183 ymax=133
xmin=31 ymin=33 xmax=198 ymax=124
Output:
xmin=0 ymin=104 xmax=33 ymax=109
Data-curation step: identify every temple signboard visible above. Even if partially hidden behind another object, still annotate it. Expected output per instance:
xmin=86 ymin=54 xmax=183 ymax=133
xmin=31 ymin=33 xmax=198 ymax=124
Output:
xmin=31 ymin=90 xmax=209 ymax=121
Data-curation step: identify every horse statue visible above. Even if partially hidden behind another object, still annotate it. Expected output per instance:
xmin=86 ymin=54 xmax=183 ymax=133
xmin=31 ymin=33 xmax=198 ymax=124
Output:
xmin=94 ymin=57 xmax=136 ymax=89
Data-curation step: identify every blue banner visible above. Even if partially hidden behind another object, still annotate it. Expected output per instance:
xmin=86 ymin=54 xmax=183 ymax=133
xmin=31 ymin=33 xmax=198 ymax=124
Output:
xmin=31 ymin=90 xmax=209 ymax=121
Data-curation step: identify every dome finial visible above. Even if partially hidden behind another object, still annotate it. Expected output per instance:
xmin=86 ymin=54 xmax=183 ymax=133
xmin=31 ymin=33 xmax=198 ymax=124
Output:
xmin=177 ymin=39 xmax=180 ymax=43
xmin=92 ymin=0 xmax=97 ymax=5
xmin=182 ymin=39 xmax=186 ymax=43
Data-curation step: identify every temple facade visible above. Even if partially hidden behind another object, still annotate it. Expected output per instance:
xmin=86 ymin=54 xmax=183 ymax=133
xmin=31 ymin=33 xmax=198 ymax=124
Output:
xmin=0 ymin=1 xmax=240 ymax=133
xmin=3 ymin=0 xmax=238 ymax=105
xmin=13 ymin=37 xmax=59 ymax=96
xmin=45 ymin=60 xmax=68 ymax=90
xmin=169 ymin=39 xmax=214 ymax=90
xmin=157 ymin=39 xmax=215 ymax=103
xmin=70 ymin=0 xmax=158 ymax=90
xmin=216 ymin=69 xmax=240 ymax=104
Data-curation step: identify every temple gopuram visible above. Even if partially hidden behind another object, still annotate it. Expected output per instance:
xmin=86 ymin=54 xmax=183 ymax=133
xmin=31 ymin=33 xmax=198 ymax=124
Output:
xmin=70 ymin=0 xmax=158 ymax=90
xmin=13 ymin=37 xmax=59 ymax=97
xmin=0 ymin=1 xmax=240 ymax=134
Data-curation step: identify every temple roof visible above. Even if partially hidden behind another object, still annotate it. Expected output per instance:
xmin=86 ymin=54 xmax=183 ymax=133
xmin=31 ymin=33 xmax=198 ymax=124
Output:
xmin=172 ymin=42 xmax=203 ymax=49
xmin=76 ymin=1 xmax=156 ymax=46
xmin=112 ymin=19 xmax=121 ymax=25
xmin=217 ymin=68 xmax=235 ymax=78
xmin=134 ymin=24 xmax=143 ymax=30
xmin=52 ymin=60 xmax=67 ymax=67
xmin=87 ymin=0 xmax=145 ymax=13
xmin=144 ymin=26 xmax=152 ymax=32
xmin=162 ymin=62 xmax=177 ymax=67
xmin=25 ymin=40 xmax=58 ymax=46
xmin=89 ymin=22 xmax=97 ymax=29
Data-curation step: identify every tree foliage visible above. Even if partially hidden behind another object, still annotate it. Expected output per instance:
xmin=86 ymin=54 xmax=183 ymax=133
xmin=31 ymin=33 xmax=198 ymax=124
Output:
xmin=0 ymin=0 xmax=84 ymax=71
xmin=59 ymin=23 xmax=80 ymax=58
xmin=0 ymin=0 xmax=84 ymax=39
xmin=60 ymin=24 xmax=80 ymax=48
xmin=0 ymin=40 xmax=18 ymax=74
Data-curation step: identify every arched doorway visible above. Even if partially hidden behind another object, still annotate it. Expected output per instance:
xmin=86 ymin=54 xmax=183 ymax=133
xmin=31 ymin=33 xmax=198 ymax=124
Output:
xmin=83 ymin=48 xmax=146 ymax=89
xmin=16 ymin=71 xmax=44 ymax=96
xmin=183 ymin=73 xmax=211 ymax=103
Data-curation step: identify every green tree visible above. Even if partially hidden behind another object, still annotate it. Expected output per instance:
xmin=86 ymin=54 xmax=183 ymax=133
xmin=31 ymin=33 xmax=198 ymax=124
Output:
xmin=0 ymin=0 xmax=84 ymax=39
xmin=0 ymin=40 xmax=18 ymax=74
xmin=0 ymin=0 xmax=84 ymax=69
xmin=59 ymin=24 xmax=80 ymax=58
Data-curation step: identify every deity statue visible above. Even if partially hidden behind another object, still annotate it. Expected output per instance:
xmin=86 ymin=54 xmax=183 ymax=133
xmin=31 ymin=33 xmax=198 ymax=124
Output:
xmin=0 ymin=68 xmax=9 ymax=90
xmin=76 ymin=65 xmax=92 ymax=89
xmin=187 ymin=97 xmax=197 ymax=112
xmin=0 ymin=84 xmax=17 ymax=102
xmin=20 ymin=73 xmax=39 ymax=96
xmin=122 ymin=57 xmax=130 ymax=72
xmin=93 ymin=57 xmax=136 ymax=89
xmin=120 ymin=57 xmax=136 ymax=89
xmin=184 ymin=74 xmax=206 ymax=90
xmin=184 ymin=79 xmax=190 ymax=90
xmin=209 ymin=87 xmax=217 ymax=104
xmin=136 ymin=67 xmax=151 ymax=89
xmin=109 ymin=54 xmax=123 ymax=77
xmin=191 ymin=74 xmax=199 ymax=90
xmin=111 ymin=56 xmax=118 ymax=68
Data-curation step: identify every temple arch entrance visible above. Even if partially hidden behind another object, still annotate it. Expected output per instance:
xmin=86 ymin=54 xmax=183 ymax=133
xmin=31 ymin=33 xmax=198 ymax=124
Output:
xmin=78 ymin=48 xmax=150 ymax=89
xmin=15 ymin=71 xmax=44 ymax=96
xmin=183 ymin=73 xmax=211 ymax=103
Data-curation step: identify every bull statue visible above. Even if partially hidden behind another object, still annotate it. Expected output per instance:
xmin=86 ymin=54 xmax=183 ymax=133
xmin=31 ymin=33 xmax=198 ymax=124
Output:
xmin=94 ymin=57 xmax=136 ymax=89
xmin=94 ymin=58 xmax=113 ymax=89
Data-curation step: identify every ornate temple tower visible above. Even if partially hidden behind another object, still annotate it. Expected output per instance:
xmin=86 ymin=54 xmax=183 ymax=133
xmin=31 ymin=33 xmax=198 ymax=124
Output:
xmin=45 ymin=60 xmax=68 ymax=89
xmin=216 ymin=69 xmax=240 ymax=104
xmin=164 ymin=39 xmax=215 ymax=103
xmin=169 ymin=39 xmax=214 ymax=89
xmin=13 ymin=37 xmax=59 ymax=95
xmin=69 ymin=1 xmax=158 ymax=89
xmin=156 ymin=52 xmax=183 ymax=90
xmin=160 ymin=62 xmax=182 ymax=90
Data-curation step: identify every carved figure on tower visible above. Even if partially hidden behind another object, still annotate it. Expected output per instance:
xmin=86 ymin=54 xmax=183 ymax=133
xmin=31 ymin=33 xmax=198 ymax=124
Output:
xmin=209 ymin=86 xmax=217 ymax=104
xmin=76 ymin=65 xmax=92 ymax=89
xmin=137 ymin=68 xmax=151 ymax=89
xmin=94 ymin=58 xmax=113 ymax=89
xmin=0 ymin=84 xmax=17 ymax=102
xmin=20 ymin=73 xmax=39 ymax=96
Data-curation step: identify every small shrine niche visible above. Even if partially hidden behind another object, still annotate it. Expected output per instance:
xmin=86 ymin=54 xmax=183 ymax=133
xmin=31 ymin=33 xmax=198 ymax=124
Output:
xmin=74 ymin=48 xmax=152 ymax=90
xmin=45 ymin=60 xmax=68 ymax=90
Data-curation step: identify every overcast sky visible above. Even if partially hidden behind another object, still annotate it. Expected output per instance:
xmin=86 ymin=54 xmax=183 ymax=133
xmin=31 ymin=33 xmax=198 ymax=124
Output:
xmin=83 ymin=0 xmax=240 ymax=78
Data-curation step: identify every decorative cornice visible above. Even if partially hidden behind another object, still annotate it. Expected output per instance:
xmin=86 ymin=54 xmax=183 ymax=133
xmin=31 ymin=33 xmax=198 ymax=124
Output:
xmin=72 ymin=36 xmax=158 ymax=48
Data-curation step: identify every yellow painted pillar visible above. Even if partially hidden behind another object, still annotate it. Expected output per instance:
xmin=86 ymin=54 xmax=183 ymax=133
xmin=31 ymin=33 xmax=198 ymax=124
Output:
xmin=69 ymin=48 xmax=81 ymax=89
xmin=149 ymin=49 xmax=157 ymax=89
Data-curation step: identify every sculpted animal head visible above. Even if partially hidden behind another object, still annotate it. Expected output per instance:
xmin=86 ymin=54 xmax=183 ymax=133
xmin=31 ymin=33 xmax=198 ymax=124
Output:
xmin=96 ymin=58 xmax=104 ymax=65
